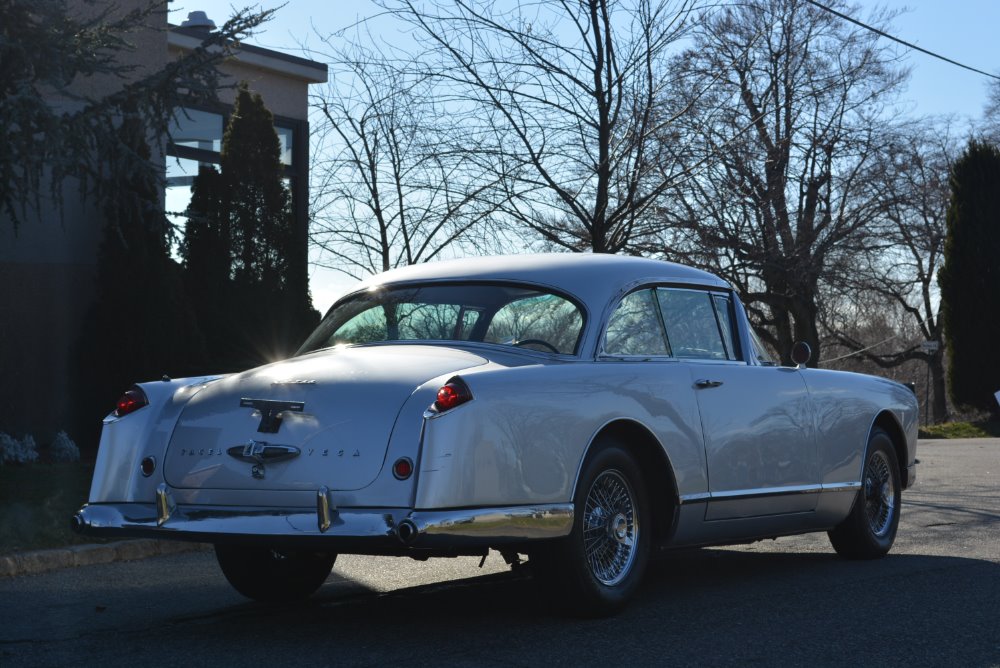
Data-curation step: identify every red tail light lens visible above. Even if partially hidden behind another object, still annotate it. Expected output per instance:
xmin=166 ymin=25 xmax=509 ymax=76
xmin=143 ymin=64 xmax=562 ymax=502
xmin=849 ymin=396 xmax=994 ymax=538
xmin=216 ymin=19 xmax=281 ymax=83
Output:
xmin=392 ymin=457 xmax=414 ymax=480
xmin=115 ymin=386 xmax=148 ymax=417
xmin=434 ymin=377 xmax=473 ymax=412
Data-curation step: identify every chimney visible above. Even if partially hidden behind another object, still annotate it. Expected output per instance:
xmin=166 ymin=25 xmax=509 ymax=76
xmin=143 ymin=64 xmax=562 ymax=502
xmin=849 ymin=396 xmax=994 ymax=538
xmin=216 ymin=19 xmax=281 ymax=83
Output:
xmin=179 ymin=11 xmax=216 ymax=32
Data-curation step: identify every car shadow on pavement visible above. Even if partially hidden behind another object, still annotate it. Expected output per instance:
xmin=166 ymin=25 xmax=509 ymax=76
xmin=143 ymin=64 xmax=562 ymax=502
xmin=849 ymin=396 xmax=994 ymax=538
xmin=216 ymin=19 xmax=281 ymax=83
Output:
xmin=170 ymin=548 xmax=999 ymax=667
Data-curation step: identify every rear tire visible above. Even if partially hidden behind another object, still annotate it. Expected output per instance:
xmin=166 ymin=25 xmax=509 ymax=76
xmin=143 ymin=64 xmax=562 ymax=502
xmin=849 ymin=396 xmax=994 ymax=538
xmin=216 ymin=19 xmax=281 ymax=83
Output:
xmin=828 ymin=428 xmax=901 ymax=559
xmin=215 ymin=545 xmax=336 ymax=602
xmin=532 ymin=439 xmax=650 ymax=617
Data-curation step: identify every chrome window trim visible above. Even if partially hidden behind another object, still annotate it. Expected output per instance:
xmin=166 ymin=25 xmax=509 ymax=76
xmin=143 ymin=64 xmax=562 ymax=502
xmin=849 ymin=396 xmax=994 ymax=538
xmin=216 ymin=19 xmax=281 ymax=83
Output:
xmin=596 ymin=281 xmax=741 ymax=361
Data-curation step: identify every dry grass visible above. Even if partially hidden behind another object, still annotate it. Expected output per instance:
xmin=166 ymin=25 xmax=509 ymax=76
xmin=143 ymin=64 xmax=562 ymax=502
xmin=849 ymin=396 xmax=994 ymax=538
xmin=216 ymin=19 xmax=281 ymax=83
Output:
xmin=918 ymin=421 xmax=1000 ymax=439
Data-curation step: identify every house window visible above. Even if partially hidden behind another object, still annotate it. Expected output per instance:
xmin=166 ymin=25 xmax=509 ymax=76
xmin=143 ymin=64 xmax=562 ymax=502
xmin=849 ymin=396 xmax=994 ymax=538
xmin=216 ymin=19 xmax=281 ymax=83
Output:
xmin=169 ymin=108 xmax=223 ymax=153
xmin=164 ymin=106 xmax=299 ymax=237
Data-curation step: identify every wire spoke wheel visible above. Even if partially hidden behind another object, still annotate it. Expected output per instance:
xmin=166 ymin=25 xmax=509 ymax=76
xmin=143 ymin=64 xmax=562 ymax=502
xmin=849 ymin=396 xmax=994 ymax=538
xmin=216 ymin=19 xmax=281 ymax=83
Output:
xmin=583 ymin=469 xmax=639 ymax=586
xmin=864 ymin=449 xmax=896 ymax=537
xmin=828 ymin=428 xmax=901 ymax=559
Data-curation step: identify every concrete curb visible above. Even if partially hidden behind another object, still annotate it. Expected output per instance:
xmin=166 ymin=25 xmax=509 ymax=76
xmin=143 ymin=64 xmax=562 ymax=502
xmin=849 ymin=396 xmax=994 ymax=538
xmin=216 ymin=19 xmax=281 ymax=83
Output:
xmin=0 ymin=540 xmax=212 ymax=578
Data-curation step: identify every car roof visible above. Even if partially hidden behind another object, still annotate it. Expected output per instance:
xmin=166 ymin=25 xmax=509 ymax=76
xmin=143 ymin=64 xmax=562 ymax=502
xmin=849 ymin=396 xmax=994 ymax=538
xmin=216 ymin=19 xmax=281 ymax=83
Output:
xmin=339 ymin=254 xmax=733 ymax=359
xmin=352 ymin=253 xmax=729 ymax=303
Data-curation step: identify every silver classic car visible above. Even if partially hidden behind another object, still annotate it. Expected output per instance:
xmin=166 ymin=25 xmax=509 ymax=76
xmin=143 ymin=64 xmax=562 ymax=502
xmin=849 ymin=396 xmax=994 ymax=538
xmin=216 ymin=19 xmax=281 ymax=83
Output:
xmin=74 ymin=254 xmax=917 ymax=615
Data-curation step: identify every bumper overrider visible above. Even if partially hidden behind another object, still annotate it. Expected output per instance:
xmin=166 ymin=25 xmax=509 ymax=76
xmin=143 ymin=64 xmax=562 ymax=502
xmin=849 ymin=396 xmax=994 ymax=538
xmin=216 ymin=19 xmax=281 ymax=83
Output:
xmin=72 ymin=488 xmax=573 ymax=554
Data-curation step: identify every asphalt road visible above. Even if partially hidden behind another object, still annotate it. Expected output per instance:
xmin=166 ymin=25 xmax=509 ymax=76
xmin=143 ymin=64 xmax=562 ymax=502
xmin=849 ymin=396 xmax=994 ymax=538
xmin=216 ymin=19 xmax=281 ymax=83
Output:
xmin=2 ymin=439 xmax=997 ymax=667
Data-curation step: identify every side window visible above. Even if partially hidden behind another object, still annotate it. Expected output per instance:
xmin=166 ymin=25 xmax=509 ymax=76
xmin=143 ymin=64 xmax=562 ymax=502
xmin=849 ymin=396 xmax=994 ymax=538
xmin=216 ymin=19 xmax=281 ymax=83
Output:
xmin=711 ymin=294 xmax=739 ymax=361
xmin=604 ymin=289 xmax=670 ymax=356
xmin=656 ymin=288 xmax=728 ymax=360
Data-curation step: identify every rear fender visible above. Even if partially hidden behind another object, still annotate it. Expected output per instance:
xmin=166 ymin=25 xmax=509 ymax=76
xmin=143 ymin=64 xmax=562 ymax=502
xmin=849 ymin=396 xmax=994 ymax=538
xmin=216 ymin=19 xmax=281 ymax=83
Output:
xmin=89 ymin=377 xmax=220 ymax=503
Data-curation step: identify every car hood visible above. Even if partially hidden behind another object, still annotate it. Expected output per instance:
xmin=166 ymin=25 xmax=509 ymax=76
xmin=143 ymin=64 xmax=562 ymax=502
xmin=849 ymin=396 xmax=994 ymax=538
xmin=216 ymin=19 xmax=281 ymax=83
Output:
xmin=162 ymin=345 xmax=488 ymax=492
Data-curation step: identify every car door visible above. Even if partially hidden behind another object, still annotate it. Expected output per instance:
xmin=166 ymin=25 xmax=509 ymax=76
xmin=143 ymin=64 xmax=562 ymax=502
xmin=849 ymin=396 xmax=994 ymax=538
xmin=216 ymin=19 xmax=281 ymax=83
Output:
xmin=655 ymin=288 xmax=819 ymax=520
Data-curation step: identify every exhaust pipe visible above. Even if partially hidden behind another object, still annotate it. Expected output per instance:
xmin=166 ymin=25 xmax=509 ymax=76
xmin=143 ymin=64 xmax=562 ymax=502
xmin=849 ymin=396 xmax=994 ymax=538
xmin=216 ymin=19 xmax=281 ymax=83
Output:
xmin=396 ymin=519 xmax=419 ymax=545
xmin=70 ymin=512 xmax=85 ymax=534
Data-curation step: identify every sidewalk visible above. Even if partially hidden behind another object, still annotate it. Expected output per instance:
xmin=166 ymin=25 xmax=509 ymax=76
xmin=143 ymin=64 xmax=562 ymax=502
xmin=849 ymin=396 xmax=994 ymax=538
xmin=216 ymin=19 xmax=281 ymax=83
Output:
xmin=0 ymin=540 xmax=210 ymax=578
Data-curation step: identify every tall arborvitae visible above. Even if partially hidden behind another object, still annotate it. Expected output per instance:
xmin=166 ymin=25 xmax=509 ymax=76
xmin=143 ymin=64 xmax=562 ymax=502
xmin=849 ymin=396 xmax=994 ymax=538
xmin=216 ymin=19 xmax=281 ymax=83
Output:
xmin=184 ymin=84 xmax=318 ymax=371
xmin=182 ymin=164 xmax=232 ymax=365
xmin=939 ymin=140 xmax=1000 ymax=416
xmin=73 ymin=115 xmax=207 ymax=453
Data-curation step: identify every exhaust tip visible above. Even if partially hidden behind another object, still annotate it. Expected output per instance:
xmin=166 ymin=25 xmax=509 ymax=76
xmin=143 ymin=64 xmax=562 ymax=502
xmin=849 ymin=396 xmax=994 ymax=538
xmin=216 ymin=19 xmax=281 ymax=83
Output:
xmin=70 ymin=512 xmax=84 ymax=534
xmin=396 ymin=519 xmax=419 ymax=545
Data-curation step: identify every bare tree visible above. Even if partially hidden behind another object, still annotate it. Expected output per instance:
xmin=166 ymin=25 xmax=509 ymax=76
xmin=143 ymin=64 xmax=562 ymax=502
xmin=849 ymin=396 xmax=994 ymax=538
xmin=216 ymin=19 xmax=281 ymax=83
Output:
xmin=377 ymin=0 xmax=696 ymax=253
xmin=980 ymin=79 xmax=1000 ymax=146
xmin=310 ymin=50 xmax=508 ymax=278
xmin=820 ymin=124 xmax=953 ymax=422
xmin=655 ymin=0 xmax=907 ymax=365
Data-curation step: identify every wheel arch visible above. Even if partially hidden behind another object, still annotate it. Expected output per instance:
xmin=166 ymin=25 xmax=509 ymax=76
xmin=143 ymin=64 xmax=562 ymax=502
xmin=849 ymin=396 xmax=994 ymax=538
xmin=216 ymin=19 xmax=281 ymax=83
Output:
xmin=576 ymin=419 xmax=679 ymax=547
xmin=871 ymin=410 xmax=910 ymax=488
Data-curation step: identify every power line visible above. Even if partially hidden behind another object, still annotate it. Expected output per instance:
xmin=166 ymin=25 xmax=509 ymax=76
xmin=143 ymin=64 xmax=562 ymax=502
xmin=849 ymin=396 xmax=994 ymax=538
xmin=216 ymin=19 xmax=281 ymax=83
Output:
xmin=820 ymin=333 xmax=900 ymax=365
xmin=805 ymin=0 xmax=1000 ymax=82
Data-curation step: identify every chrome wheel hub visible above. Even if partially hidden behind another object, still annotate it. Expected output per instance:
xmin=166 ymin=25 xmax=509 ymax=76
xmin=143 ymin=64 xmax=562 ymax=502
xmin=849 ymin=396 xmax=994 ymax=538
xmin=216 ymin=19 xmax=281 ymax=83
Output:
xmin=583 ymin=469 xmax=638 ymax=586
xmin=611 ymin=514 xmax=629 ymax=542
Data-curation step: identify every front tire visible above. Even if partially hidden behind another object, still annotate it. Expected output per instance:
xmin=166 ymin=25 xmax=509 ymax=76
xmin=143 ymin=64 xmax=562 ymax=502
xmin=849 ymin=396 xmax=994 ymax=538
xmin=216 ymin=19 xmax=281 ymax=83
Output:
xmin=828 ymin=428 xmax=901 ymax=559
xmin=533 ymin=439 xmax=650 ymax=617
xmin=215 ymin=545 xmax=337 ymax=602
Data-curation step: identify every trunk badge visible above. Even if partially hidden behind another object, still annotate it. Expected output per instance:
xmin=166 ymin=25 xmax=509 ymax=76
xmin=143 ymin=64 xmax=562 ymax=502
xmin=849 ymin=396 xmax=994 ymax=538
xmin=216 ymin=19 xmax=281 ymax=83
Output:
xmin=239 ymin=398 xmax=305 ymax=433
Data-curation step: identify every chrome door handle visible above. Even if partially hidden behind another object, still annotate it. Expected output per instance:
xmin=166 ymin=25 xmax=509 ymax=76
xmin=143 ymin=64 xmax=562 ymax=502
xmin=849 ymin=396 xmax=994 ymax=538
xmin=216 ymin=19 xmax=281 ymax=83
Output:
xmin=695 ymin=379 xmax=724 ymax=388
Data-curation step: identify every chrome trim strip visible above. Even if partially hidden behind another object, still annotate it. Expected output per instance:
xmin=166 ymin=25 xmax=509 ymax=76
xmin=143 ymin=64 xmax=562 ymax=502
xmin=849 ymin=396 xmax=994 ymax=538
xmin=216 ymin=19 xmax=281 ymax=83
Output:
xmin=679 ymin=482 xmax=861 ymax=505
xmin=406 ymin=504 xmax=574 ymax=546
xmin=821 ymin=482 xmax=863 ymax=493
xmin=73 ymin=502 xmax=574 ymax=548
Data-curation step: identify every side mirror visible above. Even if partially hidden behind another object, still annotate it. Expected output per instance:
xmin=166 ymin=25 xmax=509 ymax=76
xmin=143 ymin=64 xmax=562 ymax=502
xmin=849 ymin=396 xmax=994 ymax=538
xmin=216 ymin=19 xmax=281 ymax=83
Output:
xmin=791 ymin=341 xmax=811 ymax=368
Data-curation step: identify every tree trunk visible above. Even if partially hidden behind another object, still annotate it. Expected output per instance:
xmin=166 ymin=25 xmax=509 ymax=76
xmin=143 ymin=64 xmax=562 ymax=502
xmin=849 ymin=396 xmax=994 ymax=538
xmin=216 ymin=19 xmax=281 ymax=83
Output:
xmin=929 ymin=350 xmax=948 ymax=424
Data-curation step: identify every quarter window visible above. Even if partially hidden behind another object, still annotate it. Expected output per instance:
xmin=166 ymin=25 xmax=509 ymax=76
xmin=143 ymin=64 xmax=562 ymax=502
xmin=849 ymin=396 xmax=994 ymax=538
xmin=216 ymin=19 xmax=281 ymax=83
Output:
xmin=749 ymin=326 xmax=777 ymax=366
xmin=604 ymin=289 xmax=670 ymax=356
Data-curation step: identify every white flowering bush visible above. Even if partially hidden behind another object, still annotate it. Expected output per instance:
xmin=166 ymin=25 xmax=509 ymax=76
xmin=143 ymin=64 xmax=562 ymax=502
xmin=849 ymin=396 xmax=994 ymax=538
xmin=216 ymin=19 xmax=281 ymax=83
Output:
xmin=49 ymin=431 xmax=80 ymax=462
xmin=0 ymin=433 xmax=39 ymax=465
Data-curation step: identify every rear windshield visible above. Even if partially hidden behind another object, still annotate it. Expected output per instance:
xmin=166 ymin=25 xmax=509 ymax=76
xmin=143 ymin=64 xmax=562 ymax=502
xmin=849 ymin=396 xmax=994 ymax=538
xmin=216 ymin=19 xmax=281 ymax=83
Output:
xmin=299 ymin=283 xmax=584 ymax=355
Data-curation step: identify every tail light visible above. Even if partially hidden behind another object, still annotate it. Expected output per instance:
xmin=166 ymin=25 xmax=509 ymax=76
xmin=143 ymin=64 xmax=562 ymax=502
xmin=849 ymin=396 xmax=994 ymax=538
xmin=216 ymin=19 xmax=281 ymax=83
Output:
xmin=433 ymin=377 xmax=473 ymax=412
xmin=115 ymin=386 xmax=148 ymax=417
xmin=392 ymin=457 xmax=414 ymax=480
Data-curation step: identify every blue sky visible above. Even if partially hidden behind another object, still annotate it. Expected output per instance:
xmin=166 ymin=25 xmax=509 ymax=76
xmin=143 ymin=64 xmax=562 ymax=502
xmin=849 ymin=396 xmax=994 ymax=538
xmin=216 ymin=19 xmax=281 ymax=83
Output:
xmin=171 ymin=1 xmax=1000 ymax=307
xmin=176 ymin=0 xmax=1000 ymax=120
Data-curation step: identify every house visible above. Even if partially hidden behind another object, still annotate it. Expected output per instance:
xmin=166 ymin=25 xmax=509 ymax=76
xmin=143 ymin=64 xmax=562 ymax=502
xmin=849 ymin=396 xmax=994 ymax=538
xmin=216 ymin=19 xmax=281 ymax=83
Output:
xmin=0 ymin=5 xmax=327 ymax=446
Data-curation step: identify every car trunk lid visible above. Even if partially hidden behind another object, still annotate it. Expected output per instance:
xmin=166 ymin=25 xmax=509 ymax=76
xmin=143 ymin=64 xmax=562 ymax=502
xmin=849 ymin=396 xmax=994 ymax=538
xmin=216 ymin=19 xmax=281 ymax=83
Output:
xmin=162 ymin=345 xmax=486 ymax=492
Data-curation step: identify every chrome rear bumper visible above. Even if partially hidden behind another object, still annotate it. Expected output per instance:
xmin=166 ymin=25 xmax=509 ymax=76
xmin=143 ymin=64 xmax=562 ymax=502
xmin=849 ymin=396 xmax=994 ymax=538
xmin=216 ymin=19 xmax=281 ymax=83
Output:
xmin=72 ymin=501 xmax=573 ymax=552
